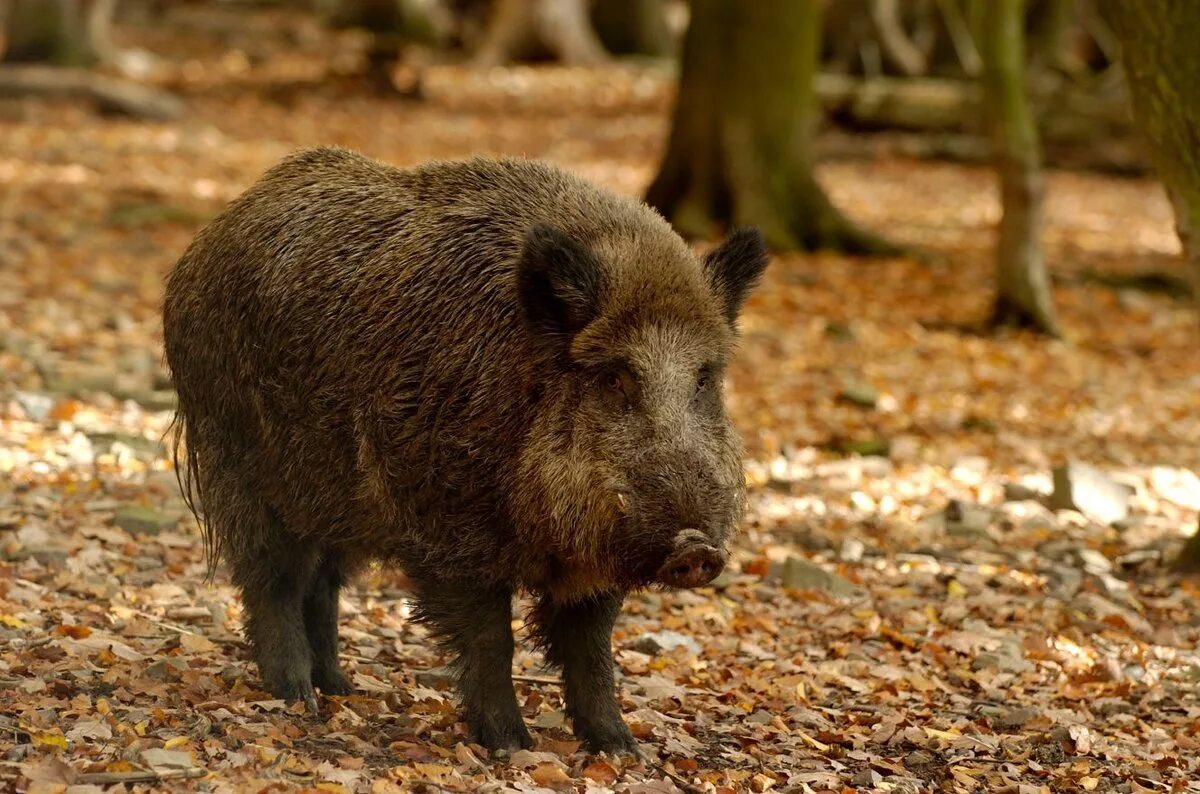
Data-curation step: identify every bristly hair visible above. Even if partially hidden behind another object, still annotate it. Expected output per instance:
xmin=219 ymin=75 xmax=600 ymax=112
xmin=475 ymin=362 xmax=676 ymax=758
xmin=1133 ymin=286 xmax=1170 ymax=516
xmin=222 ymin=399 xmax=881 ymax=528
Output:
xmin=165 ymin=409 xmax=219 ymax=582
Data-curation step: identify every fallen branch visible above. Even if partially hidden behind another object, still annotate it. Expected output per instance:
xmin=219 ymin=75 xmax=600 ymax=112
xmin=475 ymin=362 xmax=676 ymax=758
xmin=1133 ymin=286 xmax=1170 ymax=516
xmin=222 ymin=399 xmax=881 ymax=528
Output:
xmin=0 ymin=65 xmax=183 ymax=120
xmin=512 ymin=673 xmax=562 ymax=685
xmin=132 ymin=609 xmax=207 ymax=638
xmin=656 ymin=764 xmax=706 ymax=794
xmin=76 ymin=767 xmax=205 ymax=785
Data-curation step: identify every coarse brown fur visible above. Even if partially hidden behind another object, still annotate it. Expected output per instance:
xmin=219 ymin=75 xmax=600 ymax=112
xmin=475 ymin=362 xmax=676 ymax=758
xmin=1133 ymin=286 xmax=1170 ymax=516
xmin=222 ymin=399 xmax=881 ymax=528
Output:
xmin=163 ymin=147 xmax=768 ymax=754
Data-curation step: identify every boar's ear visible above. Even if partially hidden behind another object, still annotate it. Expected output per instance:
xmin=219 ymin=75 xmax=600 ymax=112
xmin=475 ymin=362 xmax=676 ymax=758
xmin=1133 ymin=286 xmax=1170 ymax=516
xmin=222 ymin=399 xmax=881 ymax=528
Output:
xmin=703 ymin=227 xmax=769 ymax=324
xmin=517 ymin=224 xmax=606 ymax=340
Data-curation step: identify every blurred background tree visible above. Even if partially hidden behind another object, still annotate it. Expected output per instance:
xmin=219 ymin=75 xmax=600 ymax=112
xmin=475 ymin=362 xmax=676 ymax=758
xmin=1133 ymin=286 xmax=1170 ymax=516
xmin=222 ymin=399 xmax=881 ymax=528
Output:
xmin=473 ymin=0 xmax=606 ymax=67
xmin=981 ymin=0 xmax=1060 ymax=335
xmin=1103 ymin=2 xmax=1200 ymax=300
xmin=3 ymin=0 xmax=99 ymax=67
xmin=645 ymin=0 xmax=897 ymax=254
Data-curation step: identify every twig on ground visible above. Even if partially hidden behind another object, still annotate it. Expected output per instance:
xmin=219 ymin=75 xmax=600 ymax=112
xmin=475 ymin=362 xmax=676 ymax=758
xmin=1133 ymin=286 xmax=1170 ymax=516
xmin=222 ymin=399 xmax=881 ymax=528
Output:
xmin=76 ymin=767 xmax=205 ymax=785
xmin=655 ymin=764 xmax=706 ymax=794
xmin=512 ymin=674 xmax=563 ymax=685
xmin=131 ymin=609 xmax=204 ymax=637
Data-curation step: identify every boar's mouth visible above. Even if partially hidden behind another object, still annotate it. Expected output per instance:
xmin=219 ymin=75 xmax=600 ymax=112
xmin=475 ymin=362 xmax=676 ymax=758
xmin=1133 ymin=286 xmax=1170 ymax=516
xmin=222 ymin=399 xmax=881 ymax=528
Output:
xmin=653 ymin=529 xmax=727 ymax=589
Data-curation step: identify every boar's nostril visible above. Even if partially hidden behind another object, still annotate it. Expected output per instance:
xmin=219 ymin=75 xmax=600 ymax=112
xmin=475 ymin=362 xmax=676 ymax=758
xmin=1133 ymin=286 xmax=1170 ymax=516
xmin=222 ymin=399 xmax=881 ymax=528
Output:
xmin=656 ymin=540 xmax=725 ymax=589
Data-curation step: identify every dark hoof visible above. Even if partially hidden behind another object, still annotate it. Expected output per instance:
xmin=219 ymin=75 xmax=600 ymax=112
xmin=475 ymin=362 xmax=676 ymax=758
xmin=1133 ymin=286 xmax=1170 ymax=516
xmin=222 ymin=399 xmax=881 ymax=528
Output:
xmin=471 ymin=720 xmax=535 ymax=754
xmin=313 ymin=666 xmax=354 ymax=697
xmin=578 ymin=721 xmax=640 ymax=757
xmin=268 ymin=674 xmax=320 ymax=715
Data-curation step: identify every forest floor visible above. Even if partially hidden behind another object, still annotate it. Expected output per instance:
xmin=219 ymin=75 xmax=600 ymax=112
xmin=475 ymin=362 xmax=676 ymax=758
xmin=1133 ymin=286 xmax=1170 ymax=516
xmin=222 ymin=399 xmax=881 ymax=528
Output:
xmin=2 ymin=10 xmax=1199 ymax=794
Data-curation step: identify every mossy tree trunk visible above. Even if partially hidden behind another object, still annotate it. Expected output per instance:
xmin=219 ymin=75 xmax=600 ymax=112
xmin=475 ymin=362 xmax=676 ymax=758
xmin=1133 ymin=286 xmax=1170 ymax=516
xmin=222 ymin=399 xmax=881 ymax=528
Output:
xmin=2 ymin=0 xmax=93 ymax=67
xmin=645 ymin=0 xmax=897 ymax=253
xmin=981 ymin=0 xmax=1061 ymax=335
xmin=1102 ymin=2 xmax=1200 ymax=302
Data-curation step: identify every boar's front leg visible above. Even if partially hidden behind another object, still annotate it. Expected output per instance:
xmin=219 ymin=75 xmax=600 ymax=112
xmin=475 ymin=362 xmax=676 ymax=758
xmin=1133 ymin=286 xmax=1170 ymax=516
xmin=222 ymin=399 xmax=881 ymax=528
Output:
xmin=414 ymin=584 xmax=533 ymax=752
xmin=536 ymin=591 xmax=638 ymax=755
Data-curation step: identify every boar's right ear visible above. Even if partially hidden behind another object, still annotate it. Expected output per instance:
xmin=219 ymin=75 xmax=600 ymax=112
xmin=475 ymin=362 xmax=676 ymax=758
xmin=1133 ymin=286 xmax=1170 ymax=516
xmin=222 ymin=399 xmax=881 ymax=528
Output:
xmin=703 ymin=227 xmax=769 ymax=324
xmin=517 ymin=225 xmax=606 ymax=340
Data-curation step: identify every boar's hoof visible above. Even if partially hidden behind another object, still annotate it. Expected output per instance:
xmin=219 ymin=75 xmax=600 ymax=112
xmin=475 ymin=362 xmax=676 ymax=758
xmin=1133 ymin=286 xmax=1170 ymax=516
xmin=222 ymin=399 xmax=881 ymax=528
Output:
xmin=656 ymin=534 xmax=726 ymax=589
xmin=472 ymin=719 xmax=534 ymax=754
xmin=270 ymin=675 xmax=321 ymax=716
xmin=579 ymin=721 xmax=640 ymax=757
xmin=313 ymin=666 xmax=354 ymax=697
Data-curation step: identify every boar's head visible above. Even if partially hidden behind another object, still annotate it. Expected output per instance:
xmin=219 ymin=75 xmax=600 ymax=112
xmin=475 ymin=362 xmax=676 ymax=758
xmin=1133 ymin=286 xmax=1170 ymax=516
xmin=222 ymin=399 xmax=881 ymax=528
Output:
xmin=514 ymin=222 xmax=768 ymax=597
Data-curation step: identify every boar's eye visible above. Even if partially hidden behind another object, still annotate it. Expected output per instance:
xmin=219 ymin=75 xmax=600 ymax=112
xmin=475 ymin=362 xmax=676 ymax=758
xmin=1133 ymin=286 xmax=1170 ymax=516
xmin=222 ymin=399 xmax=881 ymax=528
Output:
xmin=599 ymin=367 xmax=632 ymax=409
xmin=694 ymin=366 xmax=713 ymax=395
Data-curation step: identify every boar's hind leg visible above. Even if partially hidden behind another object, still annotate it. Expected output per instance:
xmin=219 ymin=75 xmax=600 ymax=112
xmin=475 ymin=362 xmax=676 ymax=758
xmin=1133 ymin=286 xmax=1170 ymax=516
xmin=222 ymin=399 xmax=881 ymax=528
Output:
xmin=303 ymin=553 xmax=353 ymax=696
xmin=535 ymin=592 xmax=638 ymax=755
xmin=231 ymin=533 xmax=322 ymax=714
xmin=415 ymin=584 xmax=533 ymax=752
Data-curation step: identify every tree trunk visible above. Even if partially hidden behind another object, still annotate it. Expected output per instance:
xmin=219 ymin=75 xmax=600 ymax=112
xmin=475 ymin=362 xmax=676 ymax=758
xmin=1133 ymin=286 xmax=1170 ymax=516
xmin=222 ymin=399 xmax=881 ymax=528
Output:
xmin=591 ymin=0 xmax=672 ymax=58
xmin=2 ymin=0 xmax=93 ymax=67
xmin=981 ymin=0 xmax=1061 ymax=335
xmin=474 ymin=0 xmax=608 ymax=67
xmin=646 ymin=0 xmax=897 ymax=253
xmin=1102 ymin=2 xmax=1200 ymax=301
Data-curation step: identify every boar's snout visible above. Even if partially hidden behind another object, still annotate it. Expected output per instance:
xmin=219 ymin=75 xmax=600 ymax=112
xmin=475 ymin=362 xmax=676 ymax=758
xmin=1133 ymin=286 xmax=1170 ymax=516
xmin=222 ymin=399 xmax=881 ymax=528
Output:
xmin=656 ymin=529 xmax=727 ymax=589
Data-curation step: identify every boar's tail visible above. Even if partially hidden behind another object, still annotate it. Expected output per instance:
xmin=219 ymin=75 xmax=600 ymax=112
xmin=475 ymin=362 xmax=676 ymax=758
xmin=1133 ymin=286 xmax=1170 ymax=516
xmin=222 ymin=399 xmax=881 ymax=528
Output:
xmin=166 ymin=409 xmax=219 ymax=582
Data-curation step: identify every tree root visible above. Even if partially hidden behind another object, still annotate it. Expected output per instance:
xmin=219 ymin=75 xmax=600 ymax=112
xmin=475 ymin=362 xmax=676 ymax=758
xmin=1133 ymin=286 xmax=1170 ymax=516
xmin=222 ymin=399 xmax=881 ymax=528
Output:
xmin=989 ymin=294 xmax=1063 ymax=337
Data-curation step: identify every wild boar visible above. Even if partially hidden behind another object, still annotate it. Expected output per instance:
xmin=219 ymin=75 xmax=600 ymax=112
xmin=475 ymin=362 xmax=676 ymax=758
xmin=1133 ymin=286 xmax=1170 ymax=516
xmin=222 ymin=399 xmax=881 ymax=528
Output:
xmin=163 ymin=147 xmax=767 ymax=753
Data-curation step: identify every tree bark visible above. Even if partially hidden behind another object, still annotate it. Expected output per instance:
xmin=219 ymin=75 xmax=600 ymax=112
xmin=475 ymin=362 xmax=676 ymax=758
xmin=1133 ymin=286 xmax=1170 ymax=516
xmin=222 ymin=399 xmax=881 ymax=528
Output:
xmin=1102 ymin=2 xmax=1200 ymax=301
xmin=474 ymin=0 xmax=608 ymax=67
xmin=2 ymin=0 xmax=93 ymax=67
xmin=646 ymin=0 xmax=897 ymax=253
xmin=981 ymin=0 xmax=1061 ymax=335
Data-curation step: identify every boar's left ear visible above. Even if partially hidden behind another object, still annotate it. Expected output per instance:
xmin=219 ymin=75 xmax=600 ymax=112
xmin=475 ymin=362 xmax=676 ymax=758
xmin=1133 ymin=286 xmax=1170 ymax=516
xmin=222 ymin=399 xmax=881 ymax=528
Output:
xmin=517 ymin=225 xmax=606 ymax=340
xmin=703 ymin=227 xmax=769 ymax=324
